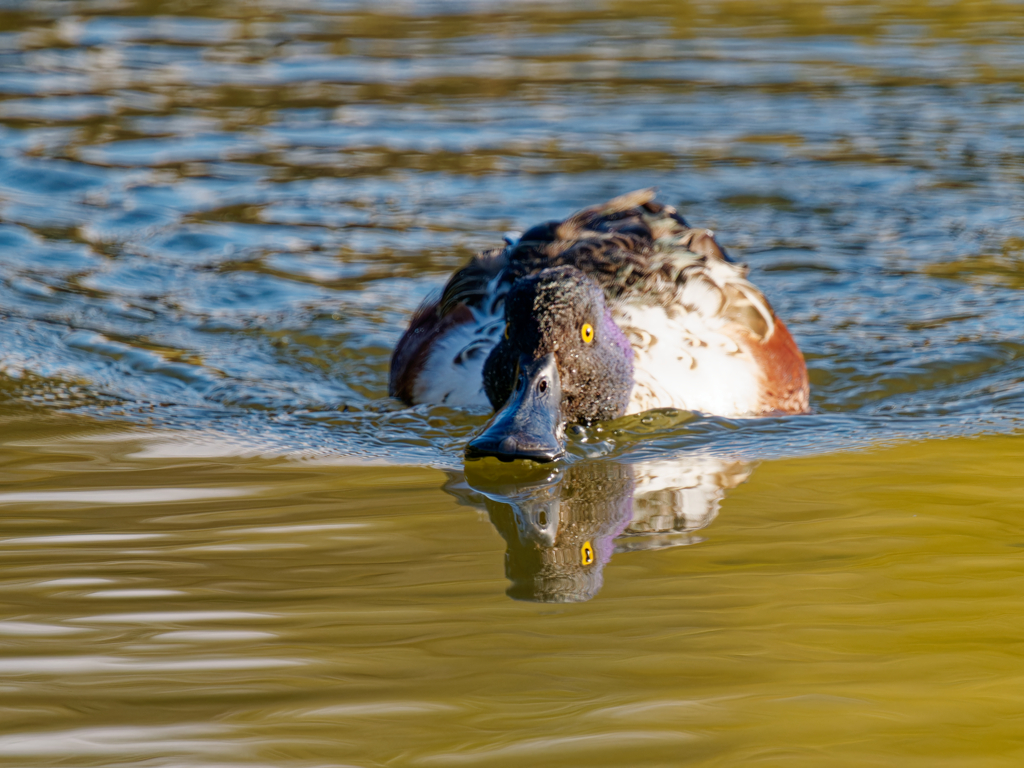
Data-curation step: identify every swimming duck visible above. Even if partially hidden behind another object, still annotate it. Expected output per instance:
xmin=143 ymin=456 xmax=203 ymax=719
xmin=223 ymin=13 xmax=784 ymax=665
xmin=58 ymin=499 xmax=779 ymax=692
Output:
xmin=389 ymin=189 xmax=809 ymax=461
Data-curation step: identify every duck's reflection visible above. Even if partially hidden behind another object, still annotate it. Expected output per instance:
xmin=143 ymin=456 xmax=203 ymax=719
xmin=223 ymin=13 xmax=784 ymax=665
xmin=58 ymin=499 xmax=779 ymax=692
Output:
xmin=446 ymin=457 xmax=754 ymax=603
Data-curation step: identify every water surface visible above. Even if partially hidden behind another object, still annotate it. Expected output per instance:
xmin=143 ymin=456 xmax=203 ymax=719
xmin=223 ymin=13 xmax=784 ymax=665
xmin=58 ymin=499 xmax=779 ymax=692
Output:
xmin=1 ymin=0 xmax=1023 ymax=764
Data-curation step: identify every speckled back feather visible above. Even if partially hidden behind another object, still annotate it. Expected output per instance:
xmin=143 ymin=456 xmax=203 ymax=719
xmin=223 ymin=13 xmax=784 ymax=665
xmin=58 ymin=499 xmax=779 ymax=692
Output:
xmin=436 ymin=189 xmax=775 ymax=342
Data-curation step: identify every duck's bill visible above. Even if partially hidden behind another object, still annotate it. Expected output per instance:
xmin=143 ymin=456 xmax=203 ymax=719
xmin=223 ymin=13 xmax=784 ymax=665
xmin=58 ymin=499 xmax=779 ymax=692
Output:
xmin=465 ymin=353 xmax=564 ymax=462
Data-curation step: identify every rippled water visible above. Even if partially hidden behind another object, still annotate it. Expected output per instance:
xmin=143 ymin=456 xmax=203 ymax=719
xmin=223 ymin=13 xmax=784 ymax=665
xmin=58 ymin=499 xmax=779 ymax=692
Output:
xmin=2 ymin=1 xmax=1024 ymax=765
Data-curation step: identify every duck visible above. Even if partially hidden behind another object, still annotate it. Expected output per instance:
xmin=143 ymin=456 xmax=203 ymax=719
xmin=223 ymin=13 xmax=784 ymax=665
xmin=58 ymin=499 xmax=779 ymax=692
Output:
xmin=389 ymin=189 xmax=809 ymax=461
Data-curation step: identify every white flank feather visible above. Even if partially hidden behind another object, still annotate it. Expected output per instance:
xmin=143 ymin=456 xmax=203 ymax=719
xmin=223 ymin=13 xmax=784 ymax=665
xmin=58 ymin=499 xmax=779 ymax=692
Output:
xmin=413 ymin=276 xmax=506 ymax=408
xmin=614 ymin=301 xmax=762 ymax=417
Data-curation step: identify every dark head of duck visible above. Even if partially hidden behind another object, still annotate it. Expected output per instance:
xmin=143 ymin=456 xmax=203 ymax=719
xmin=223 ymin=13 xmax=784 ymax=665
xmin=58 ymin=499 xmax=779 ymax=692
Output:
xmin=466 ymin=265 xmax=634 ymax=462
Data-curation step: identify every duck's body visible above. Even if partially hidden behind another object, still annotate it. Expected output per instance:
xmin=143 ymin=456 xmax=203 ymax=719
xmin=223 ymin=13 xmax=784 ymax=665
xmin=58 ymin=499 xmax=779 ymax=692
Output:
xmin=390 ymin=189 xmax=809 ymax=427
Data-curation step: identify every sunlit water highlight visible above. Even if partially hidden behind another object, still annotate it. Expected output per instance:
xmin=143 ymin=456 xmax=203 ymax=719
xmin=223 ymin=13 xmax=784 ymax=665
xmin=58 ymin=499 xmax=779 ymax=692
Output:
xmin=1 ymin=1 xmax=1023 ymax=765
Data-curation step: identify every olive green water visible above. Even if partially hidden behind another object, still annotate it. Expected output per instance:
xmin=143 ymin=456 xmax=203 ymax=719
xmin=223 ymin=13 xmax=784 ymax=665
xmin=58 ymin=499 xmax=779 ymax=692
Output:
xmin=3 ymin=417 xmax=1024 ymax=766
xmin=2 ymin=0 xmax=1024 ymax=764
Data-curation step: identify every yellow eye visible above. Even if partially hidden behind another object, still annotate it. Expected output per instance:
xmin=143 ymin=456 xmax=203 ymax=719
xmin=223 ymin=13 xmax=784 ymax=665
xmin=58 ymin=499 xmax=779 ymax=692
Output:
xmin=581 ymin=323 xmax=594 ymax=344
xmin=503 ymin=324 xmax=509 ymax=340
xmin=581 ymin=540 xmax=594 ymax=566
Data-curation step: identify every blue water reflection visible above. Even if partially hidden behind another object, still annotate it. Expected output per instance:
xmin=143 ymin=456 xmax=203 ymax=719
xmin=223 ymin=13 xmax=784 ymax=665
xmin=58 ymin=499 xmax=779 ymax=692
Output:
xmin=0 ymin=1 xmax=1021 ymax=469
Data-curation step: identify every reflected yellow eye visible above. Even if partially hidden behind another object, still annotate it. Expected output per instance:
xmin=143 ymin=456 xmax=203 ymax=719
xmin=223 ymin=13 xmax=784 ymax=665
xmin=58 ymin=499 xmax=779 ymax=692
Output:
xmin=503 ymin=324 xmax=509 ymax=340
xmin=581 ymin=323 xmax=594 ymax=344
xmin=581 ymin=540 xmax=595 ymax=566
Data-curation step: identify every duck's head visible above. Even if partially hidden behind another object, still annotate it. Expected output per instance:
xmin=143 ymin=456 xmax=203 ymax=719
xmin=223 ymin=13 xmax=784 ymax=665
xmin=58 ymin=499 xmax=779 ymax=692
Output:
xmin=466 ymin=265 xmax=634 ymax=462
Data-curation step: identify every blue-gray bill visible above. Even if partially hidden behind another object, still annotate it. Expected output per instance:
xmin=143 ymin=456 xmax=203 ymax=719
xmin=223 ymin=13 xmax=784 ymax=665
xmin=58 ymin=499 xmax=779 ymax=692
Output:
xmin=465 ymin=353 xmax=564 ymax=462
